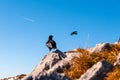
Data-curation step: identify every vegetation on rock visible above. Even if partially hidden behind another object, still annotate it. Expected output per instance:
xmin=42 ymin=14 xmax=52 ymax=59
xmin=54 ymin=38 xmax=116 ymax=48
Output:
xmin=64 ymin=43 xmax=120 ymax=80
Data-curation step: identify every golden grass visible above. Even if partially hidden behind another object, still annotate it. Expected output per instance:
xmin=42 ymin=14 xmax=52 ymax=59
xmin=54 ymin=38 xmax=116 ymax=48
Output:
xmin=106 ymin=66 xmax=120 ymax=80
xmin=64 ymin=43 xmax=120 ymax=80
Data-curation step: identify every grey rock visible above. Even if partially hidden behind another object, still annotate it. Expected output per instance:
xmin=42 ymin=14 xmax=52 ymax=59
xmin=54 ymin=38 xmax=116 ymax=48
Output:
xmin=87 ymin=43 xmax=111 ymax=53
xmin=78 ymin=60 xmax=113 ymax=80
xmin=0 ymin=74 xmax=26 ymax=80
xmin=22 ymin=49 xmax=80 ymax=80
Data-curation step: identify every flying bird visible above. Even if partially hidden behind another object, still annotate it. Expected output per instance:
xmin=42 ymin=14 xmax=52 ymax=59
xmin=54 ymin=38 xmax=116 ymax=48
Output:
xmin=46 ymin=35 xmax=57 ymax=51
xmin=70 ymin=31 xmax=78 ymax=36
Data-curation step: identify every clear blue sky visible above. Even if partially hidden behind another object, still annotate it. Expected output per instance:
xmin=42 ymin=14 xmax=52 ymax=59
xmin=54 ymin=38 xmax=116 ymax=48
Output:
xmin=0 ymin=0 xmax=120 ymax=78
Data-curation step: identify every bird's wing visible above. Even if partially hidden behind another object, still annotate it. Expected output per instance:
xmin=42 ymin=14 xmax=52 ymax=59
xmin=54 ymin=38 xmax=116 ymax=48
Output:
xmin=70 ymin=31 xmax=78 ymax=35
xmin=51 ymin=40 xmax=57 ymax=48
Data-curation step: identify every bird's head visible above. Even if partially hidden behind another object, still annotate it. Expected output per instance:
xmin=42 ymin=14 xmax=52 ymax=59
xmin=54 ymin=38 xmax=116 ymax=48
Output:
xmin=49 ymin=35 xmax=53 ymax=40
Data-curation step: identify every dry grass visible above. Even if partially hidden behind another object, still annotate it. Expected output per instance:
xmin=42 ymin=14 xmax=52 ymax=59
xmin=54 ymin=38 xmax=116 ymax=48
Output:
xmin=106 ymin=66 xmax=120 ymax=80
xmin=64 ymin=43 xmax=120 ymax=80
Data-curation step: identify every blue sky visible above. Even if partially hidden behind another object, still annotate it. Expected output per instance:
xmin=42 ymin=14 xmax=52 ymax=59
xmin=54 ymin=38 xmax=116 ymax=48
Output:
xmin=0 ymin=0 xmax=120 ymax=78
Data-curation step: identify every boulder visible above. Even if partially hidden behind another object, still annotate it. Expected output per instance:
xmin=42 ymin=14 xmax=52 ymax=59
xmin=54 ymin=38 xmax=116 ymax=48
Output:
xmin=87 ymin=43 xmax=111 ymax=53
xmin=78 ymin=60 xmax=113 ymax=80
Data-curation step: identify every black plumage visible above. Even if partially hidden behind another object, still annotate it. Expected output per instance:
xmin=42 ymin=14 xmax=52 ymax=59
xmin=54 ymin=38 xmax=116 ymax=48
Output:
xmin=70 ymin=31 xmax=78 ymax=36
xmin=46 ymin=35 xmax=57 ymax=51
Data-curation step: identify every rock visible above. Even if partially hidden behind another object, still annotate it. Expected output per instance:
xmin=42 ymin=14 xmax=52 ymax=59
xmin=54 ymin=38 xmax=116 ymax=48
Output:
xmin=0 ymin=74 xmax=26 ymax=80
xmin=114 ymin=53 xmax=120 ymax=66
xmin=78 ymin=60 xmax=113 ymax=80
xmin=65 ymin=51 xmax=81 ymax=61
xmin=87 ymin=43 xmax=111 ymax=53
xmin=22 ymin=49 xmax=80 ymax=80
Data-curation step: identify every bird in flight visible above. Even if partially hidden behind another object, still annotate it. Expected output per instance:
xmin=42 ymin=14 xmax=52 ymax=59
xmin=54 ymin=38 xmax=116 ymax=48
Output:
xmin=70 ymin=31 xmax=78 ymax=36
xmin=46 ymin=35 xmax=57 ymax=52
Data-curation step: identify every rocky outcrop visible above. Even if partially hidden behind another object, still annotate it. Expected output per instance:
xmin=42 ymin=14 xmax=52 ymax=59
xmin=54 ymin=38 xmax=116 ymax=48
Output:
xmin=78 ymin=60 xmax=113 ymax=80
xmin=1 ymin=74 xmax=26 ymax=80
xmin=22 ymin=49 xmax=80 ymax=80
xmin=87 ymin=43 xmax=111 ymax=53
xmin=2 ymin=42 xmax=120 ymax=80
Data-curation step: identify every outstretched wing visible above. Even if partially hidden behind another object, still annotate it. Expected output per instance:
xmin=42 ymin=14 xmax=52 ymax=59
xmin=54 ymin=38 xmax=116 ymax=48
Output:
xmin=70 ymin=31 xmax=78 ymax=36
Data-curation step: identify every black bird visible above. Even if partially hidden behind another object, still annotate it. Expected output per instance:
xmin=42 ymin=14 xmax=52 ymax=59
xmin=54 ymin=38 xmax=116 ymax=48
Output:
xmin=46 ymin=35 xmax=57 ymax=51
xmin=70 ymin=31 xmax=78 ymax=36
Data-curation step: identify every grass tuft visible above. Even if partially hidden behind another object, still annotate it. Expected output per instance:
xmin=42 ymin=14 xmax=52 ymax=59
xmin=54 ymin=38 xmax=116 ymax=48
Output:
xmin=64 ymin=43 xmax=120 ymax=80
xmin=106 ymin=66 xmax=120 ymax=80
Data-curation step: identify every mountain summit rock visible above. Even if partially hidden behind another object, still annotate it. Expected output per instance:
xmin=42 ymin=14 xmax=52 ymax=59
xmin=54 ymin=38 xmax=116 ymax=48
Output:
xmin=1 ymin=42 xmax=120 ymax=80
xmin=22 ymin=49 xmax=80 ymax=80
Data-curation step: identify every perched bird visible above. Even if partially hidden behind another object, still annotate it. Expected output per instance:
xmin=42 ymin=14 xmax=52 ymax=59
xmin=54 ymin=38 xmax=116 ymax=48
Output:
xmin=46 ymin=35 xmax=57 ymax=51
xmin=70 ymin=31 xmax=78 ymax=36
